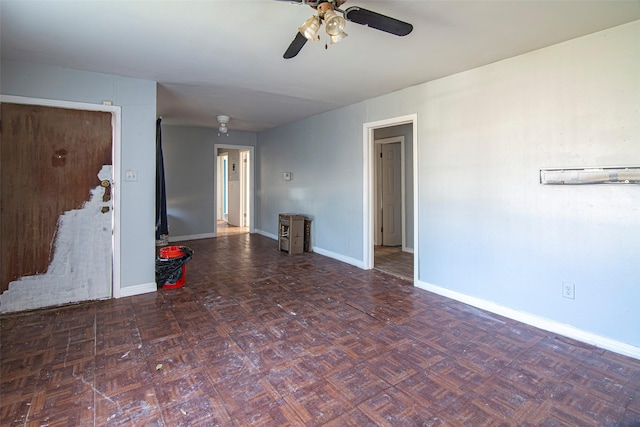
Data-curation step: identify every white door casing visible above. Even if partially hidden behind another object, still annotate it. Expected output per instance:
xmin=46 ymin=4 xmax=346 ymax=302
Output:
xmin=363 ymin=114 xmax=418 ymax=282
xmin=213 ymin=144 xmax=255 ymax=236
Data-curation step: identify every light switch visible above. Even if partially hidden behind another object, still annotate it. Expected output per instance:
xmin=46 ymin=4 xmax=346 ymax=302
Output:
xmin=125 ymin=170 xmax=138 ymax=182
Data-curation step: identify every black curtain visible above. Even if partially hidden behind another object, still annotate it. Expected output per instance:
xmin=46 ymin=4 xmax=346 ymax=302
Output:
xmin=155 ymin=118 xmax=169 ymax=240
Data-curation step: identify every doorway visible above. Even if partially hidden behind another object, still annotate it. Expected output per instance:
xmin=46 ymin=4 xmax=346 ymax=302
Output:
xmin=374 ymin=136 xmax=413 ymax=281
xmin=0 ymin=96 xmax=122 ymax=311
xmin=363 ymin=115 xmax=418 ymax=282
xmin=214 ymin=144 xmax=254 ymax=237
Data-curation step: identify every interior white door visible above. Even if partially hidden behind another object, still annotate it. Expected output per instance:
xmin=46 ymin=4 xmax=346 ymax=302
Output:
xmin=381 ymin=142 xmax=402 ymax=246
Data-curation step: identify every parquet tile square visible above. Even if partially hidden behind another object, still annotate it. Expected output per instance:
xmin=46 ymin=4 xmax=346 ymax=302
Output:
xmin=214 ymin=370 xmax=282 ymax=416
xmin=152 ymin=367 xmax=216 ymax=408
xmin=263 ymin=358 xmax=324 ymax=397
xmin=28 ymin=380 xmax=95 ymax=420
xmin=95 ymin=344 xmax=147 ymax=377
xmin=366 ymin=350 xmax=418 ymax=385
xmin=325 ymin=364 xmax=390 ymax=406
xmin=2 ymin=234 xmax=640 ymax=426
xmin=493 ymin=363 xmax=560 ymax=399
xmin=322 ymin=407 xmax=380 ymax=427
xmin=159 ymin=393 xmax=232 ymax=427
xmin=393 ymin=340 xmax=447 ymax=370
xmin=1 ymin=352 xmax=50 ymax=380
xmin=470 ymin=379 xmax=541 ymax=424
xmin=199 ymin=342 xmax=255 ymax=384
xmin=1 ymin=399 xmax=31 ymax=427
xmin=420 ymin=352 xmax=490 ymax=391
xmin=358 ymin=388 xmax=441 ymax=426
xmin=565 ymin=365 xmax=634 ymax=404
xmin=94 ymin=385 xmax=163 ymax=426
xmin=438 ymin=391 xmax=512 ymax=426
xmin=226 ymin=398 xmax=305 ymax=426
xmin=94 ymin=365 xmax=153 ymax=399
xmin=334 ymin=332 xmax=389 ymax=361
xmin=245 ymin=340 xmax=308 ymax=372
xmin=395 ymin=370 xmax=464 ymax=412
xmin=284 ymin=379 xmax=354 ymax=426
xmin=27 ymin=410 xmax=96 ymax=427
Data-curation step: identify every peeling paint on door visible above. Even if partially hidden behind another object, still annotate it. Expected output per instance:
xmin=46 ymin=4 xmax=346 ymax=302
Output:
xmin=0 ymin=166 xmax=113 ymax=313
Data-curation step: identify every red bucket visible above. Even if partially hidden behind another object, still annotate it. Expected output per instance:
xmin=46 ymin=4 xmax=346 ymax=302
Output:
xmin=159 ymin=246 xmax=187 ymax=289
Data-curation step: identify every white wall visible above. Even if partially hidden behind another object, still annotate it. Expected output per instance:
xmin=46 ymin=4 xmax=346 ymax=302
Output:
xmin=257 ymin=21 xmax=640 ymax=351
xmin=1 ymin=60 xmax=157 ymax=293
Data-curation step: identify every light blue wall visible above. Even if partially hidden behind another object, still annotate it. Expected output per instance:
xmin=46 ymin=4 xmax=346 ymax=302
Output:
xmin=162 ymin=125 xmax=256 ymax=238
xmin=257 ymin=21 xmax=640 ymax=348
xmin=1 ymin=60 xmax=157 ymax=289
xmin=257 ymin=105 xmax=367 ymax=260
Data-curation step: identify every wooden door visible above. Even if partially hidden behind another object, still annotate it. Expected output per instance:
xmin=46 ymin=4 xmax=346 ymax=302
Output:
xmin=0 ymin=103 xmax=112 ymax=293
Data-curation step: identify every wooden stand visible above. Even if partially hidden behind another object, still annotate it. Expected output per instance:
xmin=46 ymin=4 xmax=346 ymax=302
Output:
xmin=278 ymin=214 xmax=305 ymax=255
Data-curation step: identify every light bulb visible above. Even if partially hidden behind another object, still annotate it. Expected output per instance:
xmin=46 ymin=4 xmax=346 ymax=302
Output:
xmin=298 ymin=16 xmax=321 ymax=41
xmin=324 ymin=10 xmax=346 ymax=36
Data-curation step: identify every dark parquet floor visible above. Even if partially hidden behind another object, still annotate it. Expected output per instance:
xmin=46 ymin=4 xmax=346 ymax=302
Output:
xmin=2 ymin=233 xmax=640 ymax=426
xmin=374 ymin=246 xmax=413 ymax=282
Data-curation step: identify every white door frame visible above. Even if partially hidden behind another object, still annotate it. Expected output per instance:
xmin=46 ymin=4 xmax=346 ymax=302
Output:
xmin=375 ymin=137 xmax=405 ymax=249
xmin=1 ymin=94 xmax=123 ymax=298
xmin=216 ymin=153 xmax=229 ymax=221
xmin=240 ymin=150 xmax=250 ymax=228
xmin=363 ymin=114 xmax=418 ymax=282
xmin=213 ymin=144 xmax=255 ymax=236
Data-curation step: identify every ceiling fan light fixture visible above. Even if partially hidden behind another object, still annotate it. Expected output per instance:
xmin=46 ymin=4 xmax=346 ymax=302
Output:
xmin=217 ymin=115 xmax=230 ymax=136
xmin=329 ymin=30 xmax=348 ymax=44
xmin=323 ymin=10 xmax=346 ymax=36
xmin=298 ymin=15 xmax=321 ymax=41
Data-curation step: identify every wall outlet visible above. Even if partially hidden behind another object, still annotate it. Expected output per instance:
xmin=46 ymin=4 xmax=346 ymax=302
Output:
xmin=562 ymin=282 xmax=575 ymax=299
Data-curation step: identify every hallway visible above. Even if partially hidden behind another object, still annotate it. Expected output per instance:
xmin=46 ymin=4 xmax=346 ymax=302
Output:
xmin=217 ymin=220 xmax=249 ymax=237
xmin=374 ymin=245 xmax=413 ymax=281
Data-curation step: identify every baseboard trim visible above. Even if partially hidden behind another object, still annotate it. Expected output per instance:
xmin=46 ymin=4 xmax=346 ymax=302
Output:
xmin=255 ymin=229 xmax=277 ymax=240
xmin=118 ymin=282 xmax=157 ymax=298
xmin=254 ymin=230 xmax=364 ymax=268
xmin=311 ymin=247 xmax=365 ymax=269
xmin=416 ymin=280 xmax=640 ymax=360
xmin=168 ymin=233 xmax=216 ymax=242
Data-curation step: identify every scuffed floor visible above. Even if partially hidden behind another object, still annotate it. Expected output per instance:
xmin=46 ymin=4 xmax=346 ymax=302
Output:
xmin=1 ymin=234 xmax=640 ymax=425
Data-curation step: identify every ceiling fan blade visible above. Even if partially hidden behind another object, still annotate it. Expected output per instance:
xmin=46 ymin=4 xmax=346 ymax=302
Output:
xmin=283 ymin=32 xmax=308 ymax=59
xmin=273 ymin=0 xmax=320 ymax=4
xmin=343 ymin=6 xmax=413 ymax=36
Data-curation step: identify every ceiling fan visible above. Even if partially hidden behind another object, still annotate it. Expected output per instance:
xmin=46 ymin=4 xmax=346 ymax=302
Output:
xmin=276 ymin=0 xmax=413 ymax=59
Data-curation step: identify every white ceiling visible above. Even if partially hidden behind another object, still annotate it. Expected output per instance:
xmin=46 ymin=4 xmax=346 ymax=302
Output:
xmin=2 ymin=0 xmax=639 ymax=132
